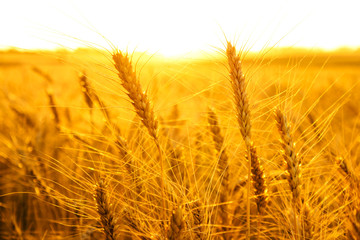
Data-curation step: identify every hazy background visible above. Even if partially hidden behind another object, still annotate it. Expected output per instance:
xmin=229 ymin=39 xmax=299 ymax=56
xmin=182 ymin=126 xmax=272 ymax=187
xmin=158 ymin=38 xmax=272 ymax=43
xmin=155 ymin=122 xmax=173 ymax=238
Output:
xmin=2 ymin=0 xmax=360 ymax=56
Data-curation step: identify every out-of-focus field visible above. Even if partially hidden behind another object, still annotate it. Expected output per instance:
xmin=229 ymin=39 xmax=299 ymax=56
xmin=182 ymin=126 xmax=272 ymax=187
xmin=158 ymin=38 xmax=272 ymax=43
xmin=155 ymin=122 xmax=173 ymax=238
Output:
xmin=1 ymin=46 xmax=360 ymax=239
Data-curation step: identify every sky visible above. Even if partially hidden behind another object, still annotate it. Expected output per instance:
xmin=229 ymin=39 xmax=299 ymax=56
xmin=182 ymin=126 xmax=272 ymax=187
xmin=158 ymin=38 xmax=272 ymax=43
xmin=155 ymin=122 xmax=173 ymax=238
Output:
xmin=2 ymin=0 xmax=360 ymax=56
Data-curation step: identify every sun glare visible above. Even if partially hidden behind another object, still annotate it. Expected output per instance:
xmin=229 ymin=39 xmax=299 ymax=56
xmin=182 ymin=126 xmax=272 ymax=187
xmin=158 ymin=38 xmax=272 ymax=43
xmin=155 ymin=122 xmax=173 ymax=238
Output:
xmin=1 ymin=0 xmax=360 ymax=55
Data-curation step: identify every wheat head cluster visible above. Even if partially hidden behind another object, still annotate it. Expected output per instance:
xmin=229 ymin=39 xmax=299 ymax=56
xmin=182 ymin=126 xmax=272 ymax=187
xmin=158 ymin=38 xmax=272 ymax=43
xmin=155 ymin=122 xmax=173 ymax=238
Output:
xmin=0 ymin=41 xmax=359 ymax=240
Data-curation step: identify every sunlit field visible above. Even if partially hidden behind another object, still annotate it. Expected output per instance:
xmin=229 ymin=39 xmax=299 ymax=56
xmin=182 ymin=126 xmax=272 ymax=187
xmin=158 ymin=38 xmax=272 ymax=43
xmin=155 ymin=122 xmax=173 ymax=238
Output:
xmin=1 ymin=42 xmax=360 ymax=240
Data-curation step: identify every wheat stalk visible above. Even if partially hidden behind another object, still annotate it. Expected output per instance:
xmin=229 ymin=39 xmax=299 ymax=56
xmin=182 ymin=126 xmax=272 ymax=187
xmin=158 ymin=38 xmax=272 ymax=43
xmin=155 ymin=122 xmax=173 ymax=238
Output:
xmin=32 ymin=67 xmax=54 ymax=83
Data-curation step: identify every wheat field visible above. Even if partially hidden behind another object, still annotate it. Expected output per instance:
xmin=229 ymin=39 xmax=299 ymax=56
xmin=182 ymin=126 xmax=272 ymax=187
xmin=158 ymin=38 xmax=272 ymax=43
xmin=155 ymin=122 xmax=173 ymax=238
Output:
xmin=0 ymin=42 xmax=360 ymax=240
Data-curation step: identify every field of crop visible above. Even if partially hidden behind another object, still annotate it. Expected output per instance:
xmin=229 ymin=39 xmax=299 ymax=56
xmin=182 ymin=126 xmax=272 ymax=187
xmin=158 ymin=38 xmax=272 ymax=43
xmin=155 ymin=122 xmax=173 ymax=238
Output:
xmin=0 ymin=43 xmax=360 ymax=239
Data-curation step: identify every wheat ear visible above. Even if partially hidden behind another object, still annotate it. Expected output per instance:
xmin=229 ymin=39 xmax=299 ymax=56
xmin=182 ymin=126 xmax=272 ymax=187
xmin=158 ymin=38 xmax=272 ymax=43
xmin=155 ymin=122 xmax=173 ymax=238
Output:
xmin=78 ymin=72 xmax=113 ymax=127
xmin=114 ymin=135 xmax=131 ymax=170
xmin=45 ymin=88 xmax=60 ymax=127
xmin=226 ymin=42 xmax=252 ymax=145
xmin=112 ymin=50 xmax=166 ymax=231
xmin=337 ymin=157 xmax=360 ymax=193
xmin=303 ymin=203 xmax=313 ymax=240
xmin=226 ymin=42 xmax=267 ymax=238
xmin=10 ymin=105 xmax=35 ymax=128
xmin=274 ymin=108 xmax=301 ymax=209
xmin=112 ymin=51 xmax=159 ymax=140
xmin=336 ymin=157 xmax=360 ymax=239
xmin=207 ymin=108 xmax=230 ymax=235
xmin=274 ymin=108 xmax=302 ymax=239
xmin=168 ymin=205 xmax=185 ymax=240
xmin=94 ymin=179 xmax=118 ymax=240
xmin=192 ymin=201 xmax=205 ymax=239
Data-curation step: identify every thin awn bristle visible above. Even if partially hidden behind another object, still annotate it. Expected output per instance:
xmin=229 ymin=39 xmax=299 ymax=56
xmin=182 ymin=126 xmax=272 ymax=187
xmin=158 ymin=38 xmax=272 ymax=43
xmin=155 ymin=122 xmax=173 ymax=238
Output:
xmin=114 ymin=135 xmax=142 ymax=196
xmin=115 ymin=135 xmax=136 ymax=181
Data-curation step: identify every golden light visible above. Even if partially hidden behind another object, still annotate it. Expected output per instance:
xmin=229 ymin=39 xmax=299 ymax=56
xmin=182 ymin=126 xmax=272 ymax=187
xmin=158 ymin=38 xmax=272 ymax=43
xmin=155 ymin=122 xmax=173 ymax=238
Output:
xmin=1 ymin=0 xmax=360 ymax=55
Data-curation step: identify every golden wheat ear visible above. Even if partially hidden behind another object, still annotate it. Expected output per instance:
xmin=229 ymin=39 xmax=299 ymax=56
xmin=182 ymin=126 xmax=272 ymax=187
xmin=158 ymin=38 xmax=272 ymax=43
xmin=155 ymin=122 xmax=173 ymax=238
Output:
xmin=112 ymin=50 xmax=167 ymax=232
xmin=274 ymin=108 xmax=315 ymax=240
xmin=274 ymin=108 xmax=301 ymax=209
xmin=302 ymin=203 xmax=314 ymax=240
xmin=112 ymin=51 xmax=159 ymax=140
xmin=225 ymin=41 xmax=268 ymax=238
xmin=168 ymin=205 xmax=185 ymax=240
xmin=207 ymin=107 xmax=231 ymax=235
xmin=336 ymin=156 xmax=360 ymax=239
xmin=191 ymin=200 xmax=205 ymax=239
xmin=207 ymin=107 xmax=229 ymax=190
xmin=94 ymin=179 xmax=119 ymax=240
